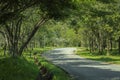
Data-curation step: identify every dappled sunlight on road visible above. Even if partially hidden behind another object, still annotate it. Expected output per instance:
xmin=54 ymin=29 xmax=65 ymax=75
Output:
xmin=43 ymin=48 xmax=120 ymax=80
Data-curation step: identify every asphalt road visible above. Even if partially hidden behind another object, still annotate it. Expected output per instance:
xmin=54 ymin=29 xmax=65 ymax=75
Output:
xmin=42 ymin=48 xmax=120 ymax=80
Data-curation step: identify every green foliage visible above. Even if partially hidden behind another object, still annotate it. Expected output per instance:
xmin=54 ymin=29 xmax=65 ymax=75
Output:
xmin=24 ymin=48 xmax=73 ymax=80
xmin=33 ymin=20 xmax=78 ymax=47
xmin=37 ymin=0 xmax=77 ymax=19
xmin=0 ymin=0 xmax=120 ymax=58
xmin=0 ymin=0 xmax=80 ymax=56
xmin=0 ymin=0 xmax=79 ymax=24
xmin=72 ymin=0 xmax=120 ymax=54
xmin=76 ymin=48 xmax=120 ymax=64
xmin=0 ymin=57 xmax=39 ymax=80
xmin=97 ymin=0 xmax=117 ymax=3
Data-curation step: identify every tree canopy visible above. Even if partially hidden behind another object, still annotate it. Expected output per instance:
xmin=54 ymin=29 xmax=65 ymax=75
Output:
xmin=1 ymin=0 xmax=120 ymax=56
xmin=0 ymin=0 xmax=78 ymax=23
xmin=0 ymin=0 xmax=79 ymax=56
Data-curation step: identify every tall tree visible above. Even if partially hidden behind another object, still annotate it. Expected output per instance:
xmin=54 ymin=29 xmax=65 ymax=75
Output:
xmin=0 ymin=0 xmax=79 ymax=56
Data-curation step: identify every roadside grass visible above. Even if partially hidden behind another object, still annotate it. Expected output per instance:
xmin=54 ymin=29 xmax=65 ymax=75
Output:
xmin=0 ymin=47 xmax=73 ymax=80
xmin=76 ymin=48 xmax=120 ymax=64
xmin=24 ymin=47 xmax=73 ymax=80
xmin=0 ymin=57 xmax=39 ymax=80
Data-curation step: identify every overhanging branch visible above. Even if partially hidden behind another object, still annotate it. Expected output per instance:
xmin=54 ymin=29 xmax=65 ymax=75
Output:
xmin=18 ymin=16 xmax=49 ymax=55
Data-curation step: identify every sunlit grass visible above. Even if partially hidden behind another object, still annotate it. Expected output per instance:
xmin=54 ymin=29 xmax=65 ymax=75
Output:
xmin=36 ymin=57 xmax=73 ymax=80
xmin=0 ymin=57 xmax=39 ymax=80
xmin=76 ymin=48 xmax=120 ymax=64
xmin=24 ymin=47 xmax=73 ymax=80
xmin=0 ymin=47 xmax=73 ymax=80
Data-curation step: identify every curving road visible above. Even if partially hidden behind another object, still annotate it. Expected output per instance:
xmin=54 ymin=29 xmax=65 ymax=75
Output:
xmin=42 ymin=48 xmax=120 ymax=80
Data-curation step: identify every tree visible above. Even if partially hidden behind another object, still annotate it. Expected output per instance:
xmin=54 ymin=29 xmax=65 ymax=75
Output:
xmin=0 ymin=0 xmax=79 ymax=56
xmin=72 ymin=0 xmax=120 ymax=55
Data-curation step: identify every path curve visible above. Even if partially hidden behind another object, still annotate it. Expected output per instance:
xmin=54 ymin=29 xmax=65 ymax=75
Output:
xmin=42 ymin=48 xmax=120 ymax=80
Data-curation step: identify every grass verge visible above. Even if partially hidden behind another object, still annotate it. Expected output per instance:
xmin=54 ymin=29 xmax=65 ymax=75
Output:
xmin=24 ymin=47 xmax=73 ymax=80
xmin=0 ymin=57 xmax=39 ymax=80
xmin=0 ymin=47 xmax=73 ymax=80
xmin=76 ymin=48 xmax=120 ymax=64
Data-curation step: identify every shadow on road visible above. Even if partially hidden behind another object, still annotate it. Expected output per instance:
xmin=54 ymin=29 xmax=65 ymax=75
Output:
xmin=43 ymin=48 xmax=120 ymax=80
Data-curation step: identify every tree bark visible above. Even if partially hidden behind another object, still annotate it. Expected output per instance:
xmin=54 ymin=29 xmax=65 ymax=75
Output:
xmin=0 ymin=30 xmax=8 ymax=56
xmin=109 ymin=37 xmax=113 ymax=51
xmin=106 ymin=39 xmax=110 ymax=56
xmin=118 ymin=37 xmax=120 ymax=54
xmin=18 ymin=17 xmax=48 ymax=56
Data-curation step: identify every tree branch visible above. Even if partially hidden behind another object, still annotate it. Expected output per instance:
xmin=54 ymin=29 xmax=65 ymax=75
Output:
xmin=5 ymin=24 xmax=13 ymax=45
xmin=0 ymin=30 xmax=5 ymax=38
xmin=18 ymin=16 xmax=48 ymax=55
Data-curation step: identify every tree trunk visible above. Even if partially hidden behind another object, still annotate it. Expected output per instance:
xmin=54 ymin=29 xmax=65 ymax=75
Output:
xmin=118 ymin=37 xmax=120 ymax=54
xmin=106 ymin=39 xmax=110 ymax=56
xmin=0 ymin=30 xmax=7 ymax=56
xmin=18 ymin=18 xmax=47 ymax=56
xmin=3 ymin=44 xmax=7 ymax=56
xmin=3 ymin=16 xmax=47 ymax=57
xmin=89 ymin=39 xmax=92 ymax=53
xmin=110 ymin=38 xmax=113 ymax=51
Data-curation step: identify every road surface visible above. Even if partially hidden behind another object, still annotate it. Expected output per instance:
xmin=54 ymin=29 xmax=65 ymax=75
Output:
xmin=42 ymin=48 xmax=120 ymax=80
